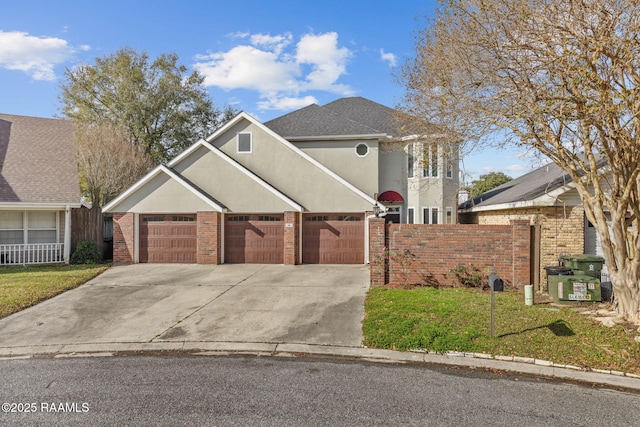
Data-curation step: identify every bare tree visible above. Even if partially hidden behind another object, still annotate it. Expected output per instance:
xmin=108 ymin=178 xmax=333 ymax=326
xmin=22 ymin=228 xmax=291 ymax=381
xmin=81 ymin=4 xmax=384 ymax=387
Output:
xmin=399 ymin=0 xmax=640 ymax=322
xmin=75 ymin=121 xmax=153 ymax=207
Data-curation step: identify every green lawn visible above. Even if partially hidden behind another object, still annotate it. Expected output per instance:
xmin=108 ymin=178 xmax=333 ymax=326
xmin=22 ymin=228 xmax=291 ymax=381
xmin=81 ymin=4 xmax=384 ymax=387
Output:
xmin=363 ymin=286 xmax=640 ymax=375
xmin=0 ymin=264 xmax=109 ymax=319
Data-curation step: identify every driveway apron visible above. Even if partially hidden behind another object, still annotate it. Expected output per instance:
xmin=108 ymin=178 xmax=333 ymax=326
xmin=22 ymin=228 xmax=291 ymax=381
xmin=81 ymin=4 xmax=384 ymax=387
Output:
xmin=0 ymin=264 xmax=369 ymax=349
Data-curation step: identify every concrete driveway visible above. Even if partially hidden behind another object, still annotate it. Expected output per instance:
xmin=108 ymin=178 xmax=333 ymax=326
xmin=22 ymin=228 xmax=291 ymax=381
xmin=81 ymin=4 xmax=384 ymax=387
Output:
xmin=0 ymin=264 xmax=369 ymax=350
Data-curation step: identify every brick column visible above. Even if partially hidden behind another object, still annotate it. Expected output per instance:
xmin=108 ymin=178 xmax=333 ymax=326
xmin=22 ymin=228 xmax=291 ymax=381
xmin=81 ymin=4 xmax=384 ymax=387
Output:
xmin=369 ymin=217 xmax=387 ymax=286
xmin=511 ymin=219 xmax=531 ymax=288
xmin=113 ymin=212 xmax=134 ymax=265
xmin=197 ymin=211 xmax=221 ymax=264
xmin=284 ymin=211 xmax=300 ymax=265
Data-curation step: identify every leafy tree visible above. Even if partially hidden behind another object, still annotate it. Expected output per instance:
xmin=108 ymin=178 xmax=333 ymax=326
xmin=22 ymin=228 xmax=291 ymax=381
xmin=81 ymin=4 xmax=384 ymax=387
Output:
xmin=399 ymin=0 xmax=640 ymax=323
xmin=60 ymin=47 xmax=237 ymax=164
xmin=75 ymin=121 xmax=152 ymax=207
xmin=468 ymin=172 xmax=512 ymax=198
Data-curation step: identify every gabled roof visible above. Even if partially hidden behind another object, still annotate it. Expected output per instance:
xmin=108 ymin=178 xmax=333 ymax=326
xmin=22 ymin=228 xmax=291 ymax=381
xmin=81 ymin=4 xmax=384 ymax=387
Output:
xmin=105 ymin=111 xmax=380 ymax=214
xmin=169 ymin=139 xmax=304 ymax=212
xmin=459 ymin=162 xmax=574 ymax=211
xmin=0 ymin=113 xmax=81 ymax=206
xmin=264 ymin=97 xmax=407 ymax=139
xmin=206 ymin=111 xmax=381 ymax=210
xmin=102 ymin=165 xmax=226 ymax=213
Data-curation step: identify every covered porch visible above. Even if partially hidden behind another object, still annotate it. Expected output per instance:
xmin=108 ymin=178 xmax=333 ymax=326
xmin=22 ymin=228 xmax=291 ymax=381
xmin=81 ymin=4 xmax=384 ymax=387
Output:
xmin=0 ymin=204 xmax=75 ymax=266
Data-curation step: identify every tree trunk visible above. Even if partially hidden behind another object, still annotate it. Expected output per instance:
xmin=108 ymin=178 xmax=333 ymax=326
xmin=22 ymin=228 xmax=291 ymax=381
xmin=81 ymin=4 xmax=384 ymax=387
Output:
xmin=611 ymin=268 xmax=640 ymax=324
xmin=587 ymin=199 xmax=640 ymax=324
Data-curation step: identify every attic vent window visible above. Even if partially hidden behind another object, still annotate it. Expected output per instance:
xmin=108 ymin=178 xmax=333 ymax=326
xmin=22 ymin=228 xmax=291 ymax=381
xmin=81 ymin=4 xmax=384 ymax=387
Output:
xmin=355 ymin=143 xmax=369 ymax=157
xmin=238 ymin=132 xmax=252 ymax=153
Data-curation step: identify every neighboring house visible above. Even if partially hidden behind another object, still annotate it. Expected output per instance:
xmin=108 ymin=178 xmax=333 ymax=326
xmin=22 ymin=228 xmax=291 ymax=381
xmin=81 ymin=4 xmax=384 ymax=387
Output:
xmin=104 ymin=97 xmax=459 ymax=265
xmin=0 ymin=114 xmax=81 ymax=265
xmin=458 ymin=161 xmax=597 ymax=289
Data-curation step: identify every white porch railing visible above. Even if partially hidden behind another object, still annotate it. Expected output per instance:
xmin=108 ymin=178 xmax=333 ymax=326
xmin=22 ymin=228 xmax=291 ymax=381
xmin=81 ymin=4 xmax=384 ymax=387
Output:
xmin=0 ymin=243 xmax=65 ymax=265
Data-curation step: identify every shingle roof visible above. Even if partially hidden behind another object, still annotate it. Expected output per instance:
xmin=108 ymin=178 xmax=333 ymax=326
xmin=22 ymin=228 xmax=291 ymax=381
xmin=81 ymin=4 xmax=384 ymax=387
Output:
xmin=0 ymin=113 xmax=81 ymax=204
xmin=322 ymin=97 xmax=403 ymax=135
xmin=264 ymin=97 xmax=409 ymax=139
xmin=459 ymin=162 xmax=572 ymax=209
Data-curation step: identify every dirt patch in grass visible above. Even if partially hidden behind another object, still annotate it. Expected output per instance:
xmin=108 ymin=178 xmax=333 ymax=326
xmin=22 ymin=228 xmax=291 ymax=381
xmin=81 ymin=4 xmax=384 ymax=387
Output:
xmin=363 ymin=286 xmax=640 ymax=375
xmin=0 ymin=264 xmax=109 ymax=319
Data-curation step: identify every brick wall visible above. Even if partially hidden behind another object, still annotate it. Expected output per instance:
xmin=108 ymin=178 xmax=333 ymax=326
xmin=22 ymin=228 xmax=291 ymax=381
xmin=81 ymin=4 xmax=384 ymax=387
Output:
xmin=460 ymin=205 xmax=585 ymax=290
xmin=284 ymin=211 xmax=300 ymax=265
xmin=197 ymin=211 xmax=221 ymax=264
xmin=112 ymin=212 xmax=134 ymax=265
xmin=369 ymin=218 xmax=386 ymax=287
xmin=372 ymin=220 xmax=531 ymax=288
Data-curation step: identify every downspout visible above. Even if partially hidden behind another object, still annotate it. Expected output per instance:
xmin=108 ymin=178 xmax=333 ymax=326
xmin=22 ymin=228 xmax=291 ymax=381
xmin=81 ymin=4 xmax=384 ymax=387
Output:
xmin=364 ymin=208 xmax=388 ymax=264
xmin=64 ymin=205 xmax=72 ymax=263
xmin=134 ymin=213 xmax=140 ymax=263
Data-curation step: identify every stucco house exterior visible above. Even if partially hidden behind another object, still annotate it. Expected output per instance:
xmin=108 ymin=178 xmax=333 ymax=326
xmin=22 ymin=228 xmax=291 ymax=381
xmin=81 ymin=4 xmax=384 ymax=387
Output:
xmin=104 ymin=97 xmax=460 ymax=265
xmin=0 ymin=114 xmax=81 ymax=265
xmin=458 ymin=161 xmax=601 ymax=289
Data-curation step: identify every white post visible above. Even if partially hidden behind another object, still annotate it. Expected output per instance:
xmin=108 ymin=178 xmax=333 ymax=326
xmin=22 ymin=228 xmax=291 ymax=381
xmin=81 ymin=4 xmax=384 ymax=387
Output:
xmin=64 ymin=205 xmax=72 ymax=263
xmin=525 ymin=285 xmax=534 ymax=306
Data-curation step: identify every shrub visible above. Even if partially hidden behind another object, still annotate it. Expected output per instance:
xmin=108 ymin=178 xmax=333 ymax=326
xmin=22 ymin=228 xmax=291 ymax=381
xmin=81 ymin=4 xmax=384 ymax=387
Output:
xmin=391 ymin=249 xmax=416 ymax=288
xmin=448 ymin=264 xmax=487 ymax=289
xmin=70 ymin=240 xmax=101 ymax=265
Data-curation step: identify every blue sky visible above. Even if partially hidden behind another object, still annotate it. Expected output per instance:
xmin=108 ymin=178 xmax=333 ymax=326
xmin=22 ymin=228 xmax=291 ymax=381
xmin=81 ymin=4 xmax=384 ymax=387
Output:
xmin=0 ymin=0 xmax=536 ymax=181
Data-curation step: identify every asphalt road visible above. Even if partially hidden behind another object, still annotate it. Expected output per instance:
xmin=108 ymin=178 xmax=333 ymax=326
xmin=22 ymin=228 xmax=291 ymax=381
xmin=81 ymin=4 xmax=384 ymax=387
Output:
xmin=1 ymin=355 xmax=638 ymax=426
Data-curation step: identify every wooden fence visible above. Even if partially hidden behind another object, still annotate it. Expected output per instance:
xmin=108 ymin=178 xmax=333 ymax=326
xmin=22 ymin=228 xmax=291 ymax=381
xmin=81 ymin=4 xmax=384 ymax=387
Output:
xmin=71 ymin=207 xmax=104 ymax=256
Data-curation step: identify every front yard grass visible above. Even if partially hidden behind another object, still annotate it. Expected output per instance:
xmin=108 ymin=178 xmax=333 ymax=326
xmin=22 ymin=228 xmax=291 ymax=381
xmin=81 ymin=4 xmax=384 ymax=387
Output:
xmin=0 ymin=264 xmax=109 ymax=319
xmin=363 ymin=286 xmax=640 ymax=375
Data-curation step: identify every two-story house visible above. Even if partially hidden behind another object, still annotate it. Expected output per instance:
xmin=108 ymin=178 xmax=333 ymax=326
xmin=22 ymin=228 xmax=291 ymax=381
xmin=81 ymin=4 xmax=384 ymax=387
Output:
xmin=104 ymin=97 xmax=459 ymax=265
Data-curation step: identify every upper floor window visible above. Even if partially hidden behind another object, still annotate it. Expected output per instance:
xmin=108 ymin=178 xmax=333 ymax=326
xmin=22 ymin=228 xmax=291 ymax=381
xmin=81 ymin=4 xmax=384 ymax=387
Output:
xmin=445 ymin=155 xmax=453 ymax=179
xmin=423 ymin=143 xmax=438 ymax=178
xmin=237 ymin=132 xmax=252 ymax=153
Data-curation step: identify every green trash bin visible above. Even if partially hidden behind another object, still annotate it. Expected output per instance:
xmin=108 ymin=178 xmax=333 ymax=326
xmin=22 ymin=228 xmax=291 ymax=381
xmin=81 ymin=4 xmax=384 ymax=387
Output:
xmin=550 ymin=273 xmax=602 ymax=303
xmin=560 ymin=254 xmax=605 ymax=279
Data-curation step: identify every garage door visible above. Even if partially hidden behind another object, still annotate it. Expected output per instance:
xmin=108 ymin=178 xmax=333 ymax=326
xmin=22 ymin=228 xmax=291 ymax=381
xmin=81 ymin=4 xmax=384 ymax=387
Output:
xmin=302 ymin=213 xmax=364 ymax=264
xmin=224 ymin=214 xmax=284 ymax=263
xmin=140 ymin=214 xmax=197 ymax=263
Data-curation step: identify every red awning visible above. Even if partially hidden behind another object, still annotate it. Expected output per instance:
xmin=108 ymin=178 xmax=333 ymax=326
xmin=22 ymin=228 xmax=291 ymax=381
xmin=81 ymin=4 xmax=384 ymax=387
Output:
xmin=377 ymin=190 xmax=404 ymax=203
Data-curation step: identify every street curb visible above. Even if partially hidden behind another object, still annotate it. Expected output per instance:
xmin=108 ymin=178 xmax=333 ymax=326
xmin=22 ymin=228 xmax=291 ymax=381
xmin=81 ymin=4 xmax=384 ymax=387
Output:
xmin=0 ymin=341 xmax=639 ymax=392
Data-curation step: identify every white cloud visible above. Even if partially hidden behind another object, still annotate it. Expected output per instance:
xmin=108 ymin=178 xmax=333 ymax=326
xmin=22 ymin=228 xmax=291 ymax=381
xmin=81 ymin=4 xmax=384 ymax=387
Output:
xmin=195 ymin=45 xmax=299 ymax=93
xmin=257 ymin=95 xmax=318 ymax=111
xmin=295 ymin=32 xmax=351 ymax=91
xmin=227 ymin=31 xmax=250 ymax=40
xmin=0 ymin=30 xmax=78 ymax=80
xmin=194 ymin=31 xmax=353 ymax=111
xmin=250 ymin=32 xmax=292 ymax=55
xmin=380 ymin=49 xmax=397 ymax=67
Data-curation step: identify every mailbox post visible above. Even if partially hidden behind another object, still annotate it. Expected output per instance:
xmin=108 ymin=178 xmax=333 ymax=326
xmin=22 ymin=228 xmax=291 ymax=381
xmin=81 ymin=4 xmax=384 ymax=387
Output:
xmin=488 ymin=271 xmax=503 ymax=337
